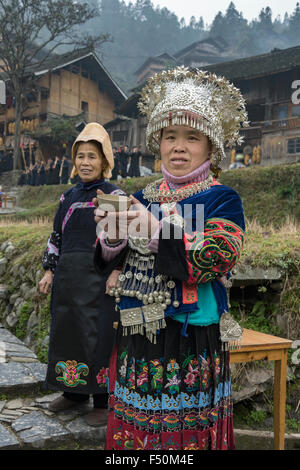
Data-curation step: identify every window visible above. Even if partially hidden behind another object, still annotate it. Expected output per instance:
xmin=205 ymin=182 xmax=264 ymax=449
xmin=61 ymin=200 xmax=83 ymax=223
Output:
xmin=287 ymin=138 xmax=300 ymax=154
xmin=26 ymin=91 xmax=38 ymax=102
xmin=112 ymin=130 xmax=128 ymax=142
xmin=71 ymin=66 xmax=80 ymax=75
xmin=292 ymin=105 xmax=300 ymax=118
xmin=81 ymin=101 xmax=88 ymax=112
xmin=271 ymin=104 xmax=288 ymax=120
xmin=40 ymin=88 xmax=50 ymax=100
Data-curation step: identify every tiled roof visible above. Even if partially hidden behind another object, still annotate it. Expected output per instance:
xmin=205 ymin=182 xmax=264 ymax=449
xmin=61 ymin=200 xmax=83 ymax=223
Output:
xmin=204 ymin=45 xmax=300 ymax=80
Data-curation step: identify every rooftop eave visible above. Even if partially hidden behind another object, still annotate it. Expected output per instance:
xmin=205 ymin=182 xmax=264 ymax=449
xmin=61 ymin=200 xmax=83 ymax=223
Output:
xmin=33 ymin=51 xmax=127 ymax=102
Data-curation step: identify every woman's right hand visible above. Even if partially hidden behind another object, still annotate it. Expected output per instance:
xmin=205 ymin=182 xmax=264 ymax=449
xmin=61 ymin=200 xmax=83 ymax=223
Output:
xmin=105 ymin=269 xmax=121 ymax=294
xmin=93 ymin=190 xmax=120 ymax=243
xmin=39 ymin=270 xmax=53 ymax=294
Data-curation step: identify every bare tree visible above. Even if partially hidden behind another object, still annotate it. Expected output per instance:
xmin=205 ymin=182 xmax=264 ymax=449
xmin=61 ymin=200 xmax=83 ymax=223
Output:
xmin=0 ymin=0 xmax=110 ymax=169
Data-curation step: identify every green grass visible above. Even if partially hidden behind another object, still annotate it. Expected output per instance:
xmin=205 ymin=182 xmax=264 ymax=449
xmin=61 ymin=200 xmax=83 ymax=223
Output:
xmin=2 ymin=162 xmax=300 ymax=226
xmin=219 ymin=163 xmax=300 ymax=227
xmin=241 ymin=230 xmax=300 ymax=271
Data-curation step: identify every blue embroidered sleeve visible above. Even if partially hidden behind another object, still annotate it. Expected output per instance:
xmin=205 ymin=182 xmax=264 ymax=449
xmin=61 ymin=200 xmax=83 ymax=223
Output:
xmin=42 ymin=230 xmax=62 ymax=272
xmin=42 ymin=193 xmax=65 ymax=272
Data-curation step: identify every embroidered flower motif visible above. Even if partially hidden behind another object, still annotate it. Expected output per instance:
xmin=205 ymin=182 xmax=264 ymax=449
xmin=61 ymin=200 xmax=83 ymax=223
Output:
xmin=136 ymin=436 xmax=148 ymax=450
xmin=55 ymin=360 xmax=89 ymax=387
xmin=149 ymin=415 xmax=161 ymax=431
xmin=127 ymin=358 xmax=136 ymax=390
xmin=137 ymin=370 xmax=148 ymax=387
xmin=199 ymin=355 xmax=211 ymax=390
xmin=162 ymin=414 xmax=181 ymax=430
xmin=165 ymin=358 xmax=181 ymax=394
xmin=165 ymin=374 xmax=181 ymax=392
xmin=136 ymin=358 xmax=148 ymax=391
xmin=119 ymin=351 xmax=128 ymax=381
xmin=184 ymin=363 xmax=200 ymax=387
xmin=149 ymin=359 xmax=163 ymax=391
xmin=119 ymin=364 xmax=127 ymax=378
xmin=96 ymin=367 xmax=109 ymax=386
xmin=167 ymin=359 xmax=179 ymax=372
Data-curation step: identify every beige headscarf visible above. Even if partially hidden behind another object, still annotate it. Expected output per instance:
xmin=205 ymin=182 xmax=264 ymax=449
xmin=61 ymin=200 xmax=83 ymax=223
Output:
xmin=71 ymin=122 xmax=114 ymax=179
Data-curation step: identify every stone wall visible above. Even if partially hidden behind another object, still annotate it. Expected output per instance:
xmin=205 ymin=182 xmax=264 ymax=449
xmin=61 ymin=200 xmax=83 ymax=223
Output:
xmin=0 ymin=240 xmax=49 ymax=359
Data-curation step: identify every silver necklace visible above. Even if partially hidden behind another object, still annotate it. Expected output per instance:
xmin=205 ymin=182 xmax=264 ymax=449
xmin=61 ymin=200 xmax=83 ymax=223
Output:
xmin=142 ymin=175 xmax=213 ymax=203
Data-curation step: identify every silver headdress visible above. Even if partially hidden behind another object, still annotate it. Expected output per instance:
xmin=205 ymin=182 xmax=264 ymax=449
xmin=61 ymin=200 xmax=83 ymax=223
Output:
xmin=138 ymin=66 xmax=249 ymax=172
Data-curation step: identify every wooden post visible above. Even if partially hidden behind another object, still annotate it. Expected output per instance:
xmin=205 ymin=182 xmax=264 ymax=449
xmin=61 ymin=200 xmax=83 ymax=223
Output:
xmin=21 ymin=144 xmax=26 ymax=170
xmin=29 ymin=143 xmax=32 ymax=166
xmin=273 ymin=349 xmax=288 ymax=450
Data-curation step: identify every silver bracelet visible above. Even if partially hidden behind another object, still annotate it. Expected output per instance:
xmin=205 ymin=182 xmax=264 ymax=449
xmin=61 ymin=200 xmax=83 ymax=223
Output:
xmin=104 ymin=237 xmax=124 ymax=248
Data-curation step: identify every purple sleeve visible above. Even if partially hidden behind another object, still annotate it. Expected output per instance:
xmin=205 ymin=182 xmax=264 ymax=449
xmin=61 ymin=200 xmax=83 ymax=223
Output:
xmin=99 ymin=231 xmax=128 ymax=263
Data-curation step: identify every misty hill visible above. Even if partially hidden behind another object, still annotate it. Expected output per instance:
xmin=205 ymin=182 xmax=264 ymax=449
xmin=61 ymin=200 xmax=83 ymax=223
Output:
xmin=75 ymin=1 xmax=300 ymax=93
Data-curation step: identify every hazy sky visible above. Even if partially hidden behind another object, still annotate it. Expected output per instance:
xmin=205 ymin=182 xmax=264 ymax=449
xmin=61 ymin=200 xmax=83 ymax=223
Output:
xmin=123 ymin=0 xmax=299 ymax=26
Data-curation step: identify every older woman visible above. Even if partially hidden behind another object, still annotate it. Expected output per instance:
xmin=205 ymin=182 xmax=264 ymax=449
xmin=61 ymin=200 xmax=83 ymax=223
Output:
xmin=39 ymin=123 xmax=125 ymax=426
xmin=94 ymin=67 xmax=248 ymax=450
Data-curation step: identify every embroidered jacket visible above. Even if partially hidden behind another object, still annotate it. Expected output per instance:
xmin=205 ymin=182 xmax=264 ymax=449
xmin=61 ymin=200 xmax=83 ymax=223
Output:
xmin=42 ymin=180 xmax=125 ymax=272
xmin=94 ymin=181 xmax=245 ymax=320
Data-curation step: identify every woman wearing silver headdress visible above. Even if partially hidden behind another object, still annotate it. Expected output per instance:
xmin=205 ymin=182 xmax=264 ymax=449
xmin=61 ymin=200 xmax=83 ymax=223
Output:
xmin=94 ymin=66 xmax=248 ymax=450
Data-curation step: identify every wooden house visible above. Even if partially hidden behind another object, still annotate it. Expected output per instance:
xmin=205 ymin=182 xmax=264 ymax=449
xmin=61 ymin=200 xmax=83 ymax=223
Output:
xmin=134 ymin=37 xmax=233 ymax=87
xmin=109 ymin=44 xmax=300 ymax=168
xmin=135 ymin=53 xmax=178 ymax=87
xmin=174 ymin=36 xmax=235 ymax=68
xmin=205 ymin=45 xmax=300 ymax=167
xmin=0 ymin=48 xmax=127 ymax=160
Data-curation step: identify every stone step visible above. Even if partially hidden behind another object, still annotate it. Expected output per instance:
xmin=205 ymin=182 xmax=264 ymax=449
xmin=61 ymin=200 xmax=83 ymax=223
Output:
xmin=0 ymin=394 xmax=106 ymax=450
xmin=0 ymin=324 xmax=46 ymax=397
xmin=0 ymin=325 xmax=106 ymax=450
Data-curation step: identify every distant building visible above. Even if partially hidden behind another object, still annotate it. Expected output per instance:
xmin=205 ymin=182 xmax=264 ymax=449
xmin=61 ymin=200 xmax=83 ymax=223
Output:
xmin=0 ymin=48 xmax=126 ymax=160
xmin=134 ymin=37 xmax=234 ymax=87
xmin=174 ymin=36 xmax=235 ymax=68
xmin=135 ymin=53 xmax=177 ymax=87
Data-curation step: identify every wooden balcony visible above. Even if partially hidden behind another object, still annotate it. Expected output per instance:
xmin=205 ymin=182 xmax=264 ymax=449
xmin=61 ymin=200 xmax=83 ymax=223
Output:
xmin=251 ymin=117 xmax=300 ymax=131
xmin=239 ymin=117 xmax=300 ymax=142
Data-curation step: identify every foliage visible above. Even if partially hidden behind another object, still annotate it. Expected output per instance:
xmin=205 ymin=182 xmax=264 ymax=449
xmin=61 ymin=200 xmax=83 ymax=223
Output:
xmin=244 ymin=410 xmax=267 ymax=427
xmin=36 ymin=295 xmax=51 ymax=363
xmin=28 ymin=115 xmax=81 ymax=145
xmin=15 ymin=301 xmax=33 ymax=340
xmin=230 ymin=298 xmax=281 ymax=337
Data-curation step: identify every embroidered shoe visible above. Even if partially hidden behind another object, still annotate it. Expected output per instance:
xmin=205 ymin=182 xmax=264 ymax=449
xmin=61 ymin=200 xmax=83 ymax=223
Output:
xmin=48 ymin=396 xmax=87 ymax=412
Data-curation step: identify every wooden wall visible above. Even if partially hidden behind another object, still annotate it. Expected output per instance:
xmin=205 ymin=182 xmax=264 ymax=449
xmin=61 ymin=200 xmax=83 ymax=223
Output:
xmin=40 ymin=69 xmax=115 ymax=124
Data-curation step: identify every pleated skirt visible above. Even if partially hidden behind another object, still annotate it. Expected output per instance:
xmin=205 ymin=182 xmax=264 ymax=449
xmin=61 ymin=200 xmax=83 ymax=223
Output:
xmin=105 ymin=318 xmax=235 ymax=450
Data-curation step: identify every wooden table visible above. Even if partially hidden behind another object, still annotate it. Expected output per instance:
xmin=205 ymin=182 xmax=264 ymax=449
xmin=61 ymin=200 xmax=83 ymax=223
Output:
xmin=1 ymin=195 xmax=16 ymax=209
xmin=230 ymin=328 xmax=293 ymax=450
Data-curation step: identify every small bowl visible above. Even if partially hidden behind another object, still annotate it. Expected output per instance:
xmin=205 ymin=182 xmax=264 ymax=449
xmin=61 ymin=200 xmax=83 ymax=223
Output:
xmin=97 ymin=194 xmax=131 ymax=212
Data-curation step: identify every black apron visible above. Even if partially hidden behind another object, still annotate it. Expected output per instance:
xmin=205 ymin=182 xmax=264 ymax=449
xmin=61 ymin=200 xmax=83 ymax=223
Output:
xmin=44 ymin=184 xmax=119 ymax=395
